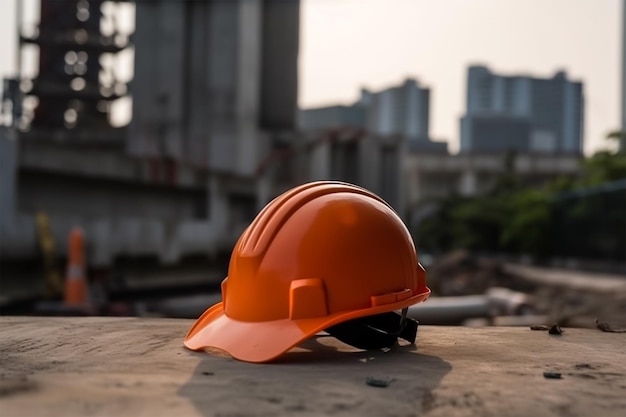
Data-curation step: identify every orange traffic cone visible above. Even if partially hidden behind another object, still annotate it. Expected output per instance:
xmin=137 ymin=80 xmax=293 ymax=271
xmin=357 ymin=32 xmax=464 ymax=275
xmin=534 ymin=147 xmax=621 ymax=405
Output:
xmin=64 ymin=227 xmax=89 ymax=306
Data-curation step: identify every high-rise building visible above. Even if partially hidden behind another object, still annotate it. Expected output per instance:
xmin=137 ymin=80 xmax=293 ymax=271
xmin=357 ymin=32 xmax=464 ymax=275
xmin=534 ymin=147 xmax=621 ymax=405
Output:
xmin=362 ymin=79 xmax=430 ymax=141
xmin=299 ymin=78 xmax=448 ymax=153
xmin=130 ymin=0 xmax=300 ymax=173
xmin=460 ymin=65 xmax=584 ymax=153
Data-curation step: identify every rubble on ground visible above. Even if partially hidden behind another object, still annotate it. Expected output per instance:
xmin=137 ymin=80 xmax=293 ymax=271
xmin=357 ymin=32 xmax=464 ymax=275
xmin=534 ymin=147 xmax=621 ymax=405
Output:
xmin=426 ymin=250 xmax=626 ymax=329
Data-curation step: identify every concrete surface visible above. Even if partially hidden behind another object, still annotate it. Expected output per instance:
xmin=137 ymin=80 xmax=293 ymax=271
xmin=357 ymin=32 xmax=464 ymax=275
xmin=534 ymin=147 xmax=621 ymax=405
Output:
xmin=1 ymin=317 xmax=625 ymax=417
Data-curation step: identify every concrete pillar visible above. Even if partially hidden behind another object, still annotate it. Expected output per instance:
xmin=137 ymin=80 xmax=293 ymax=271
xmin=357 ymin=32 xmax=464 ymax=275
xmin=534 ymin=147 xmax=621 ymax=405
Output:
xmin=376 ymin=139 xmax=402 ymax=209
xmin=129 ymin=0 xmax=186 ymax=160
xmin=256 ymin=175 xmax=272 ymax=212
xmin=207 ymin=1 xmax=238 ymax=172
xmin=459 ymin=170 xmax=477 ymax=196
xmin=309 ymin=141 xmax=331 ymax=181
xmin=91 ymin=219 xmax=112 ymax=267
xmin=395 ymin=139 xmax=408 ymax=220
xmin=0 ymin=128 xmax=17 ymax=236
xmin=185 ymin=0 xmax=211 ymax=167
xmin=405 ymin=159 xmax=421 ymax=211
xmin=236 ymin=0 xmax=262 ymax=176
xmin=358 ymin=135 xmax=380 ymax=192
xmin=158 ymin=0 xmax=186 ymax=160
xmin=208 ymin=174 xmax=230 ymax=241
xmin=259 ymin=0 xmax=300 ymax=130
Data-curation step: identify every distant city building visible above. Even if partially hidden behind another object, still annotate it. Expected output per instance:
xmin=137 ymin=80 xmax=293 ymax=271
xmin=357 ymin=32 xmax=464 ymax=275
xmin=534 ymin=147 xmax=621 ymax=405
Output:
xmin=362 ymin=79 xmax=429 ymax=140
xmin=298 ymin=105 xmax=365 ymax=132
xmin=299 ymin=78 xmax=448 ymax=153
xmin=460 ymin=65 xmax=584 ymax=153
xmin=461 ymin=115 xmax=531 ymax=152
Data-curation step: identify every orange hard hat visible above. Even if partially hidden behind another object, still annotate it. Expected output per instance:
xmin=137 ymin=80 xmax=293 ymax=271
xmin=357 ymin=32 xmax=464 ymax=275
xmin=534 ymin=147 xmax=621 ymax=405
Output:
xmin=184 ymin=181 xmax=430 ymax=363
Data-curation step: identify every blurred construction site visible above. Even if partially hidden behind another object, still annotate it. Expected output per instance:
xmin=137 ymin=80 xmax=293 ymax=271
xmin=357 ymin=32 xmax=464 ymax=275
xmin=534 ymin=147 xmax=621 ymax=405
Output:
xmin=0 ymin=0 xmax=624 ymax=330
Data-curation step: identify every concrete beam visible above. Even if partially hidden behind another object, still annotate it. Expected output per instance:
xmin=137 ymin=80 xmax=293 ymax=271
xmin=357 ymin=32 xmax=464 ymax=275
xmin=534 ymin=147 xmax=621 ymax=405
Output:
xmin=405 ymin=152 xmax=583 ymax=205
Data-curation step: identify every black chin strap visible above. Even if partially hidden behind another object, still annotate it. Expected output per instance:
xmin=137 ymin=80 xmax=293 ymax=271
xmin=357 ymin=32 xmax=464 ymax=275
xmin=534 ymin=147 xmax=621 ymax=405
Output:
xmin=325 ymin=308 xmax=419 ymax=350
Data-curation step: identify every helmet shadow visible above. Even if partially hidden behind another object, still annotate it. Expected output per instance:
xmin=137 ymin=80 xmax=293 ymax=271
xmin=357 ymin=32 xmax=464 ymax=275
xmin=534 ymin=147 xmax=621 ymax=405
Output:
xmin=178 ymin=333 xmax=452 ymax=416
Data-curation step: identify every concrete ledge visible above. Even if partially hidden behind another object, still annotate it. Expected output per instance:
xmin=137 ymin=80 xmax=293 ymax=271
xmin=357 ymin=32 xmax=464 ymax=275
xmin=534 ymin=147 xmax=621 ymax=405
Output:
xmin=503 ymin=263 xmax=626 ymax=292
xmin=0 ymin=317 xmax=624 ymax=416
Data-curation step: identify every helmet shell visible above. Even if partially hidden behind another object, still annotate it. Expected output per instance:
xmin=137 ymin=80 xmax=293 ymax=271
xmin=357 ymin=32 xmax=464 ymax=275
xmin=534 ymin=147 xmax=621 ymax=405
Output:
xmin=184 ymin=181 xmax=430 ymax=362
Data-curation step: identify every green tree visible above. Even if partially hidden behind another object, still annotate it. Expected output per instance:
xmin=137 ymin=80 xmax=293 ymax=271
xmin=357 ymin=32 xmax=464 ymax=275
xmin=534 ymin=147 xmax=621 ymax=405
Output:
xmin=414 ymin=132 xmax=626 ymax=261
xmin=500 ymin=189 xmax=552 ymax=258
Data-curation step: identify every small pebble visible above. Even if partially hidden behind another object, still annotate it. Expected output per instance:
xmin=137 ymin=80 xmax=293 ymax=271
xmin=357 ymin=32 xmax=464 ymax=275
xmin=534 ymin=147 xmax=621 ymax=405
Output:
xmin=365 ymin=376 xmax=394 ymax=388
xmin=543 ymin=372 xmax=562 ymax=379
xmin=548 ymin=323 xmax=563 ymax=335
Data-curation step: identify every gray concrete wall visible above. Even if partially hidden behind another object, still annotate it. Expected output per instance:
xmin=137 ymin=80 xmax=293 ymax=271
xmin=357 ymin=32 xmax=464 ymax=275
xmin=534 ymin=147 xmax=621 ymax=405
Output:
xmin=1 ymin=214 xmax=225 ymax=267
xmin=18 ymin=141 xmax=202 ymax=187
xmin=17 ymin=171 xmax=206 ymax=222
xmin=405 ymin=152 xmax=582 ymax=207
xmin=0 ymin=140 xmax=256 ymax=266
xmin=1 ymin=187 xmax=241 ymax=268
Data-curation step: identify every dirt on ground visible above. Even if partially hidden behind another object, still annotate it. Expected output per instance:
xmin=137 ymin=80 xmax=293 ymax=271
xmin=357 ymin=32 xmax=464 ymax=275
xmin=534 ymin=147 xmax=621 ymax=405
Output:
xmin=427 ymin=251 xmax=626 ymax=328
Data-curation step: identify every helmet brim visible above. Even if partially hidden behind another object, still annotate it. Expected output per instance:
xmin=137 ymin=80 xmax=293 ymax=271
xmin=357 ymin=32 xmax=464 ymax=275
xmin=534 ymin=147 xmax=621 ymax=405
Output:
xmin=183 ymin=289 xmax=430 ymax=363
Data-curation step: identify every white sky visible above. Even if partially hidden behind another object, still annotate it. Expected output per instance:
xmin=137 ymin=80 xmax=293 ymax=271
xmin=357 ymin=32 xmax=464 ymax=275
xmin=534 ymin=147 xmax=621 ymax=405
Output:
xmin=0 ymin=0 xmax=622 ymax=154
xmin=300 ymin=0 xmax=621 ymax=154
